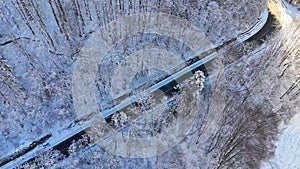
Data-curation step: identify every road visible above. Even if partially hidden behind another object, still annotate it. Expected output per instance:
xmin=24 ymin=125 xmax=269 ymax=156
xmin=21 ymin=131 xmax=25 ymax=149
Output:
xmin=1 ymin=6 xmax=274 ymax=169
xmin=246 ymin=12 xmax=276 ymax=43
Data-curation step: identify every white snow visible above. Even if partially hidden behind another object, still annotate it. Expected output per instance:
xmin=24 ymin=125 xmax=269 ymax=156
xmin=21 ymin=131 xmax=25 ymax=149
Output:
xmin=262 ymin=113 xmax=300 ymax=169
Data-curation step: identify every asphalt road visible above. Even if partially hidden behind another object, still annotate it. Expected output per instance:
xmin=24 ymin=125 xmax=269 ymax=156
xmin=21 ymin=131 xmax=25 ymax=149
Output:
xmin=246 ymin=12 xmax=277 ymax=43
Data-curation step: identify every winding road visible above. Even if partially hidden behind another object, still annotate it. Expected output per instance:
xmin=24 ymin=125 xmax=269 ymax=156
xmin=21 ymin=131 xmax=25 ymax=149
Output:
xmin=0 ymin=5 xmax=277 ymax=169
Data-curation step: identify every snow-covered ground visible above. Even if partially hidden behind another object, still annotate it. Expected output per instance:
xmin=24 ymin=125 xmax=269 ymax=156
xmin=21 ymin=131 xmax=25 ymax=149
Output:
xmin=6 ymin=0 xmax=296 ymax=169
xmin=261 ymin=2 xmax=300 ymax=168
xmin=262 ymin=113 xmax=300 ymax=169
xmin=0 ymin=0 xmax=265 ymax=163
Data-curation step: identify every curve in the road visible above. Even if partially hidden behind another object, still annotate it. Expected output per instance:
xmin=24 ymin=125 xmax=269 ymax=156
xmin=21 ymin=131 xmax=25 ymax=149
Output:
xmin=1 ymin=6 xmax=273 ymax=169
